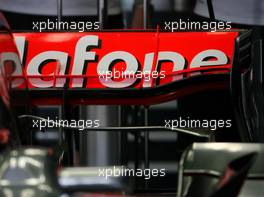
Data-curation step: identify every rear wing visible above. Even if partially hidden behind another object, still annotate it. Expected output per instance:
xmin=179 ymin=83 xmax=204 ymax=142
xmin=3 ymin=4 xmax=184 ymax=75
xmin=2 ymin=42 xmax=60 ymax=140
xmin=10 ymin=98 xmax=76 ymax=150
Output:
xmin=9 ymin=31 xmax=239 ymax=106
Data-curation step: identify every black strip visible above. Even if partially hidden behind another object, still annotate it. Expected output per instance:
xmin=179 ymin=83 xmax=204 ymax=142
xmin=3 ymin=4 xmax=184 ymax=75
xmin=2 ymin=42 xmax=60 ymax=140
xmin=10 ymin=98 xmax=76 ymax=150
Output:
xmin=207 ymin=0 xmax=215 ymax=20
xmin=11 ymin=74 xmax=230 ymax=103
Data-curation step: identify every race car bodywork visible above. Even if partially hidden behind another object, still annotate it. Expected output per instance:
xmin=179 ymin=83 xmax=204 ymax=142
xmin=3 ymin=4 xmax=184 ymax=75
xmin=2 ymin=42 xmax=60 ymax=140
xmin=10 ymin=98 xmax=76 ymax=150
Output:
xmin=0 ymin=148 xmax=61 ymax=197
xmin=10 ymin=31 xmax=239 ymax=105
xmin=0 ymin=12 xmax=21 ymax=147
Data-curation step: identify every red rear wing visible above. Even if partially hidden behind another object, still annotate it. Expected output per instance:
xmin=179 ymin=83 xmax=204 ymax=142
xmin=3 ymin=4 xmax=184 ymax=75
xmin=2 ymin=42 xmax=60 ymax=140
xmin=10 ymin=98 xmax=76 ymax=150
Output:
xmin=9 ymin=31 xmax=239 ymax=105
xmin=0 ymin=31 xmax=21 ymax=109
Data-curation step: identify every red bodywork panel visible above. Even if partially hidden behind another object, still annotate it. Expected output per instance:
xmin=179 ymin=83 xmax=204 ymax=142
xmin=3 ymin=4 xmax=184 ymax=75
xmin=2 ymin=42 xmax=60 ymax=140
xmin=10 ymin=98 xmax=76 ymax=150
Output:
xmin=10 ymin=31 xmax=238 ymax=105
xmin=0 ymin=31 xmax=20 ymax=108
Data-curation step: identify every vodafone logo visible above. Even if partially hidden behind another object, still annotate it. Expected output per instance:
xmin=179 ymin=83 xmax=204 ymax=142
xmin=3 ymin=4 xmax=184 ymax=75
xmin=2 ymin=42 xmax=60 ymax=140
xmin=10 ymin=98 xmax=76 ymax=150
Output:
xmin=10 ymin=32 xmax=236 ymax=89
